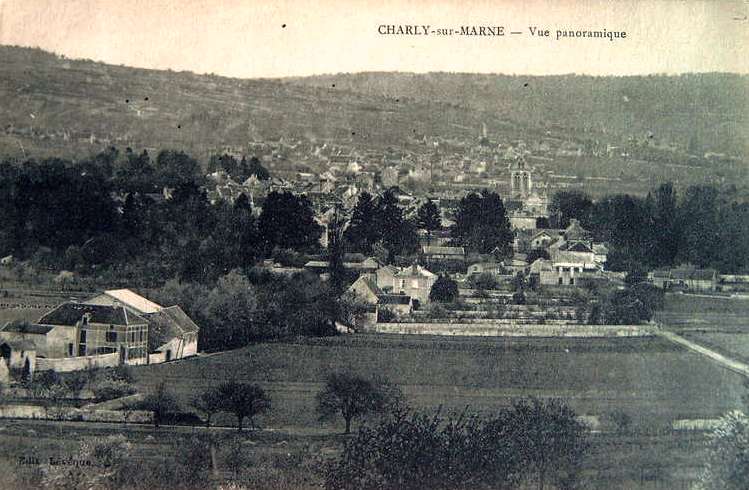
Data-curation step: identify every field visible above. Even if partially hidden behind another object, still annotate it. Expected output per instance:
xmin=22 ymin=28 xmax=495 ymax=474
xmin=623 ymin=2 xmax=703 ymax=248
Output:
xmin=655 ymin=293 xmax=749 ymax=333
xmin=657 ymin=293 xmax=749 ymax=367
xmin=133 ymin=334 xmax=745 ymax=431
xmin=1 ymin=332 xmax=736 ymax=488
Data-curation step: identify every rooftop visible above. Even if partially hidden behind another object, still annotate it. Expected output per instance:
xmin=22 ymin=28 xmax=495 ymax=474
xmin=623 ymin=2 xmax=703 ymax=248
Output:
xmin=101 ymin=289 xmax=163 ymax=314
xmin=38 ymin=302 xmax=148 ymax=327
xmin=1 ymin=322 xmax=54 ymax=335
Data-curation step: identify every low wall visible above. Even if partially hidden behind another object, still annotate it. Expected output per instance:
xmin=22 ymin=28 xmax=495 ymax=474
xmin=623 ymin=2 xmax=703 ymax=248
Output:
xmin=148 ymin=352 xmax=167 ymax=365
xmin=369 ymin=323 xmax=655 ymax=337
xmin=672 ymin=419 xmax=721 ymax=431
xmin=0 ymin=403 xmax=152 ymax=423
xmin=36 ymin=352 xmax=120 ymax=373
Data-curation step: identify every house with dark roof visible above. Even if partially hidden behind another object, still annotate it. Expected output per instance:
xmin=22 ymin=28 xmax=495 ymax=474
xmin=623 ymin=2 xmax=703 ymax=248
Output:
xmin=651 ymin=265 xmax=718 ymax=292
xmin=85 ymin=289 xmax=200 ymax=362
xmin=38 ymin=303 xmax=149 ymax=365
xmin=376 ymin=294 xmax=413 ymax=317
xmin=421 ymin=245 xmax=466 ymax=265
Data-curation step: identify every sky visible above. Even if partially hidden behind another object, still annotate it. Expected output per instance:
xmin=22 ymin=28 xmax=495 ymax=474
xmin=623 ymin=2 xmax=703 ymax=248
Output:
xmin=0 ymin=0 xmax=747 ymax=78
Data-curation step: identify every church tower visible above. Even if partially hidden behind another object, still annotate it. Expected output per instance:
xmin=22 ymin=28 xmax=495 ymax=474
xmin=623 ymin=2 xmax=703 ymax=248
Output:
xmin=509 ymin=157 xmax=532 ymax=198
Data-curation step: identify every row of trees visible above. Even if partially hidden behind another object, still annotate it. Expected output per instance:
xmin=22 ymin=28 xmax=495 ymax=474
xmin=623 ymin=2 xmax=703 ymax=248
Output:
xmin=326 ymin=398 xmax=589 ymax=490
xmin=549 ymin=184 xmax=749 ymax=273
xmin=152 ymin=269 xmax=343 ymax=351
xmin=344 ymin=189 xmax=516 ymax=262
xmin=0 ymin=156 xmax=319 ymax=284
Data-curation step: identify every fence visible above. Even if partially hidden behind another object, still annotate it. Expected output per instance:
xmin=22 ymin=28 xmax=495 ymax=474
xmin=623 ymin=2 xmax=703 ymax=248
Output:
xmin=368 ymin=323 xmax=655 ymax=337
xmin=36 ymin=352 xmax=120 ymax=372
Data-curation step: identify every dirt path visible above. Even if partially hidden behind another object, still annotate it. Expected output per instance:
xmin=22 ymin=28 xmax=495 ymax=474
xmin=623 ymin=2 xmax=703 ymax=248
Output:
xmin=657 ymin=330 xmax=749 ymax=377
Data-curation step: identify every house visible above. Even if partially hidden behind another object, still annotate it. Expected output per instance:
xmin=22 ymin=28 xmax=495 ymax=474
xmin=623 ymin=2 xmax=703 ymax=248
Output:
xmin=0 ymin=322 xmax=77 ymax=359
xmin=376 ymin=294 xmax=413 ymax=317
xmin=145 ymin=306 xmax=200 ymax=362
xmin=467 ymin=261 xmax=507 ymax=276
xmin=348 ymin=275 xmax=383 ymax=304
xmin=651 ymin=265 xmax=718 ymax=292
xmin=530 ymin=230 xmax=560 ymax=250
xmin=422 ymin=246 xmax=465 ymax=264
xmin=86 ymin=289 xmax=200 ymax=361
xmin=37 ymin=303 xmax=149 ymax=365
xmin=393 ymin=265 xmax=437 ymax=305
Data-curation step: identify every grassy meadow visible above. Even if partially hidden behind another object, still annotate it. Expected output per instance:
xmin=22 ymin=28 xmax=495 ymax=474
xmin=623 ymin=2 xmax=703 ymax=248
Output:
xmin=133 ymin=334 xmax=745 ymax=432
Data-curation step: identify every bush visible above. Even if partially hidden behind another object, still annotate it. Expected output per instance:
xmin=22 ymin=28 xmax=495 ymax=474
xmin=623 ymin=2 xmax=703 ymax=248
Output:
xmin=92 ymin=378 xmax=136 ymax=402
xmin=512 ymin=291 xmax=526 ymax=305
xmin=429 ymin=274 xmax=459 ymax=303
xmin=326 ymin=399 xmax=589 ymax=490
xmin=377 ymin=307 xmax=398 ymax=323
xmin=470 ymin=272 xmax=498 ymax=291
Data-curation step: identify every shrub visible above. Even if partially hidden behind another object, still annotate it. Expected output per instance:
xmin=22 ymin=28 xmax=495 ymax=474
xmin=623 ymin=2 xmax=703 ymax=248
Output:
xmin=429 ymin=274 xmax=459 ymax=303
xmin=92 ymin=378 xmax=136 ymax=402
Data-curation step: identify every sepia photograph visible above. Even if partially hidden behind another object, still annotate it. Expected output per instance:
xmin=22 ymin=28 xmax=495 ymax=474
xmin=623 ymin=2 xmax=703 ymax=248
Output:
xmin=0 ymin=0 xmax=747 ymax=488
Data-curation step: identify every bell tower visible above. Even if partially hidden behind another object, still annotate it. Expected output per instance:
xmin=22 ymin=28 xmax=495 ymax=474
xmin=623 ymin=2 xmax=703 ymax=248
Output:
xmin=510 ymin=157 xmax=532 ymax=198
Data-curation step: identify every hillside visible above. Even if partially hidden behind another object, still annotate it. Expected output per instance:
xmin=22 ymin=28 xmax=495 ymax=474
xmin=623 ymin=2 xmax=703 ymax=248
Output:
xmin=0 ymin=46 xmax=746 ymax=172
xmin=0 ymin=46 xmax=522 ymax=161
xmin=289 ymin=72 xmax=749 ymax=157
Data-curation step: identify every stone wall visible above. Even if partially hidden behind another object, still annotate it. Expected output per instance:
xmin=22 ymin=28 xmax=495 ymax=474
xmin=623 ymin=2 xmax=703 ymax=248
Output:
xmin=36 ymin=352 xmax=119 ymax=372
xmin=368 ymin=322 xmax=654 ymax=337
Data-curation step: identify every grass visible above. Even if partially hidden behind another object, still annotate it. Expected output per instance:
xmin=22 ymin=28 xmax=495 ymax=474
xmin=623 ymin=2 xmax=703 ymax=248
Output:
xmin=656 ymin=293 xmax=749 ymax=332
xmin=132 ymin=334 xmax=745 ymax=432
xmin=682 ymin=332 xmax=749 ymax=365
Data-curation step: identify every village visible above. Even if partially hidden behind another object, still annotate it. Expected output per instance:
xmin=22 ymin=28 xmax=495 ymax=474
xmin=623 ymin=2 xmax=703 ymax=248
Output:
xmin=0 ymin=27 xmax=745 ymax=488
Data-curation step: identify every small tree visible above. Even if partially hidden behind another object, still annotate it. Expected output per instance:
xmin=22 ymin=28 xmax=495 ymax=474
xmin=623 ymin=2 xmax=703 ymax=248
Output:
xmin=700 ymin=410 xmax=749 ymax=489
xmin=316 ymin=371 xmax=401 ymax=434
xmin=192 ymin=387 xmax=224 ymax=428
xmin=624 ymin=263 xmax=648 ymax=286
xmin=416 ymin=200 xmax=442 ymax=244
xmin=429 ymin=275 xmax=459 ymax=303
xmin=218 ymin=380 xmax=270 ymax=431
xmin=506 ymin=398 xmax=589 ymax=490
xmin=142 ymin=382 xmax=179 ymax=428
xmin=470 ymin=272 xmax=498 ymax=291
xmin=526 ymin=248 xmax=551 ymax=264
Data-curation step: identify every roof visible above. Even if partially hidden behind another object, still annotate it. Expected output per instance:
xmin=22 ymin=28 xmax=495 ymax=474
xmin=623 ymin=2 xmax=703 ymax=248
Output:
xmin=349 ymin=275 xmax=383 ymax=297
xmin=377 ymin=294 xmax=412 ymax=305
xmin=101 ymin=289 xmax=163 ymax=314
xmin=561 ymin=242 xmax=593 ymax=253
xmin=529 ymin=258 xmax=554 ymax=273
xmin=1 ymin=323 xmax=54 ymax=335
xmin=145 ymin=305 xmax=200 ymax=351
xmin=395 ymin=264 xmax=437 ymax=279
xmin=0 ymin=339 xmax=36 ymax=351
xmin=422 ymin=246 xmax=465 ymax=256
xmin=653 ymin=266 xmax=717 ymax=281
xmin=38 ymin=302 xmax=148 ymax=326
xmin=531 ymin=230 xmax=556 ymax=240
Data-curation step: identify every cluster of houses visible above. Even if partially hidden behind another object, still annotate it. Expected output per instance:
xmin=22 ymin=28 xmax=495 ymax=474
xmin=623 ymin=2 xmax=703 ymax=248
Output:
xmin=0 ymin=289 xmax=199 ymax=381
